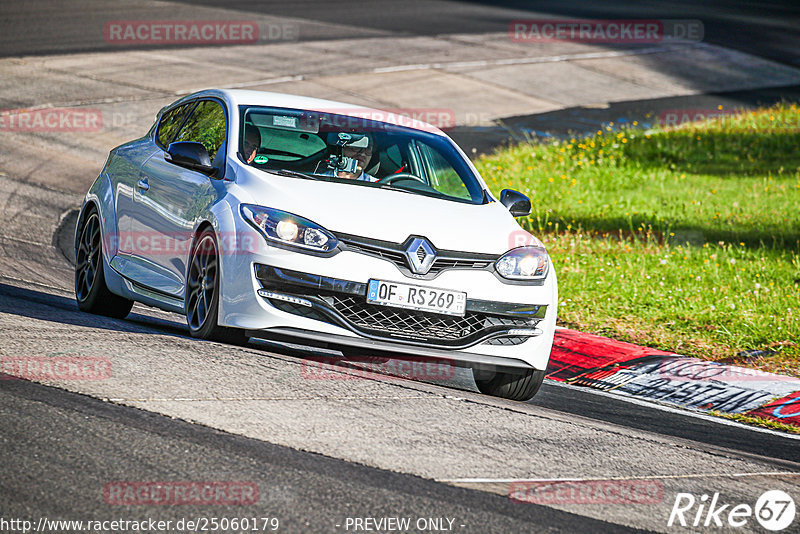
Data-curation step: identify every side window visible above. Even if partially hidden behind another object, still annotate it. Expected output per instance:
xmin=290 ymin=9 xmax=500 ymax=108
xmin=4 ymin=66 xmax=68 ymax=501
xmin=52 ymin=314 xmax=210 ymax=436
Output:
xmin=173 ymin=100 xmax=227 ymax=161
xmin=156 ymin=103 xmax=192 ymax=148
xmin=416 ymin=141 xmax=471 ymax=200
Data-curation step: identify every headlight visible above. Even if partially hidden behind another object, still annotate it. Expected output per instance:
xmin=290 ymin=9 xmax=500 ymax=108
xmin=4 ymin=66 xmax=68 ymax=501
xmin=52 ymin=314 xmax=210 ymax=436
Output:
xmin=495 ymin=246 xmax=549 ymax=281
xmin=240 ymin=204 xmax=338 ymax=253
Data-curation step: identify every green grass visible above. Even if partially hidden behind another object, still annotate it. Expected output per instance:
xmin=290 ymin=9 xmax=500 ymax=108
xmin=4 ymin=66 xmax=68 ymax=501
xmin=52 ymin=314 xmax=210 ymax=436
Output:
xmin=709 ymin=411 xmax=800 ymax=434
xmin=476 ymin=104 xmax=800 ymax=377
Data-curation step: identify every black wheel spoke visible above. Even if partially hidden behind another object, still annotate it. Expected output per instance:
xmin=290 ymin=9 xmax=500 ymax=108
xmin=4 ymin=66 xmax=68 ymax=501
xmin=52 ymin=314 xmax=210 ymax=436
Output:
xmin=186 ymin=234 xmax=217 ymax=332
xmin=83 ymin=266 xmax=91 ymax=292
xmin=190 ymin=296 xmax=199 ymax=327
xmin=76 ymin=213 xmax=103 ymax=302
xmin=197 ymin=294 xmax=206 ymax=324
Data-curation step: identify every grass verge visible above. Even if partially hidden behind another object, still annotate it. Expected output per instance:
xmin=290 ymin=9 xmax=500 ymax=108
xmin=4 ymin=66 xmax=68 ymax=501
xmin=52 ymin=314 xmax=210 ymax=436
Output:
xmin=476 ymin=103 xmax=800 ymax=377
xmin=709 ymin=411 xmax=800 ymax=434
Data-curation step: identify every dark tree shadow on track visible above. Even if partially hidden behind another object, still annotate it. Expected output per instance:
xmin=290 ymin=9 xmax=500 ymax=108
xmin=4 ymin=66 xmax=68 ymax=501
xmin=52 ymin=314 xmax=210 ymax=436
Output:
xmin=0 ymin=282 xmax=188 ymax=338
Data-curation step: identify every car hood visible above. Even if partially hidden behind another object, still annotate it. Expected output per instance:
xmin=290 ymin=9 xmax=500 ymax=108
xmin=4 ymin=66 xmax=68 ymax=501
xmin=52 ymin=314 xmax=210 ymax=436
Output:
xmin=237 ymin=169 xmax=527 ymax=255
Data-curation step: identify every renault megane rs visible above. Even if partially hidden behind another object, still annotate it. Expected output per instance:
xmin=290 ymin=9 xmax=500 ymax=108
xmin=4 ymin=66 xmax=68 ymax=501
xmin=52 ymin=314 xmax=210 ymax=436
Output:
xmin=74 ymin=89 xmax=557 ymax=400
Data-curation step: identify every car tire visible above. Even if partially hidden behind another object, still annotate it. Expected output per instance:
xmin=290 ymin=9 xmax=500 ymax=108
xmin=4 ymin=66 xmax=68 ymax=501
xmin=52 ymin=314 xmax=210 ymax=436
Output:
xmin=186 ymin=227 xmax=249 ymax=345
xmin=473 ymin=367 xmax=545 ymax=401
xmin=74 ymin=207 xmax=134 ymax=319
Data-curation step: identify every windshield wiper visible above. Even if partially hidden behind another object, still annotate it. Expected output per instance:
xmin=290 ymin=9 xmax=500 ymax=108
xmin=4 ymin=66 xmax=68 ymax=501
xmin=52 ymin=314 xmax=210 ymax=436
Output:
xmin=272 ymin=169 xmax=322 ymax=181
xmin=373 ymin=182 xmax=416 ymax=195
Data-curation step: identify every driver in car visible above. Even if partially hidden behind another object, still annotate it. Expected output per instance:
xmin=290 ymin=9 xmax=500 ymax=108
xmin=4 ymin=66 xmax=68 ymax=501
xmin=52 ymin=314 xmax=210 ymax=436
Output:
xmin=242 ymin=123 xmax=261 ymax=164
xmin=336 ymin=135 xmax=378 ymax=182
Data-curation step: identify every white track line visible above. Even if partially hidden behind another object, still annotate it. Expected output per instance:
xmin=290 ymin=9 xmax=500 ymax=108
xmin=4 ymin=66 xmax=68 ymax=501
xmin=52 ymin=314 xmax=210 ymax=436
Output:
xmin=443 ymin=471 xmax=800 ymax=484
xmin=0 ymin=274 xmax=71 ymax=295
xmin=108 ymin=395 xmax=439 ymax=402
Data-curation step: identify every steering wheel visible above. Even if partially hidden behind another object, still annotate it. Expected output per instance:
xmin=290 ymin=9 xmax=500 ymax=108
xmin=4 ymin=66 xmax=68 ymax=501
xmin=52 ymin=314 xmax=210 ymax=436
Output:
xmin=377 ymin=172 xmax=426 ymax=186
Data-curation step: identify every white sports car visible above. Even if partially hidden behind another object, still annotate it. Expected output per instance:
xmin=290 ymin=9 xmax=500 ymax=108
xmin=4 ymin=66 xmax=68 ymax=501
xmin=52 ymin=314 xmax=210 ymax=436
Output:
xmin=75 ymin=89 xmax=557 ymax=400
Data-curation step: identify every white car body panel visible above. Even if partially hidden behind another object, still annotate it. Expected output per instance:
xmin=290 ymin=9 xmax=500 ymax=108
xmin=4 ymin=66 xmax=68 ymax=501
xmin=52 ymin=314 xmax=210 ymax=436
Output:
xmin=79 ymin=89 xmax=558 ymax=372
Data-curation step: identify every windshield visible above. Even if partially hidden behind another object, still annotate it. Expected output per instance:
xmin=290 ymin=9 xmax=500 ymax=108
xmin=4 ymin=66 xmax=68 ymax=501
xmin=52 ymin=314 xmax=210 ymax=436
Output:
xmin=238 ymin=106 xmax=486 ymax=204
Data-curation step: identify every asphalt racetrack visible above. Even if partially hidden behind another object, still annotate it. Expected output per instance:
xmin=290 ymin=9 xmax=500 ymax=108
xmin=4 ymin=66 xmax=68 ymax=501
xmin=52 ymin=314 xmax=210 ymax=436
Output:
xmin=1 ymin=2 xmax=799 ymax=533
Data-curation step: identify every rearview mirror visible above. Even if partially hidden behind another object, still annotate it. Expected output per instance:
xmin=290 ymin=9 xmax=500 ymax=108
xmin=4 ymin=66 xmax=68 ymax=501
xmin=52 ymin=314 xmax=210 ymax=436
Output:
xmin=166 ymin=141 xmax=217 ymax=177
xmin=500 ymin=189 xmax=531 ymax=217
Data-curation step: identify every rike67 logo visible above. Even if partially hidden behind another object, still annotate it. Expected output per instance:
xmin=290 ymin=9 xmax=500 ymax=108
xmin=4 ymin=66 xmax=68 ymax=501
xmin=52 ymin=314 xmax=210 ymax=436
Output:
xmin=668 ymin=490 xmax=795 ymax=531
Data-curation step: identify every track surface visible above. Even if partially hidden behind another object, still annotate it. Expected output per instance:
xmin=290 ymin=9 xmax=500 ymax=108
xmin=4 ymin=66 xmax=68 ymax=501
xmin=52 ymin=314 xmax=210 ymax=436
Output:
xmin=1 ymin=2 xmax=800 ymax=533
xmin=2 ymin=378 xmax=635 ymax=533
xmin=2 ymin=277 xmax=799 ymax=533
xmin=2 ymin=0 xmax=799 ymax=65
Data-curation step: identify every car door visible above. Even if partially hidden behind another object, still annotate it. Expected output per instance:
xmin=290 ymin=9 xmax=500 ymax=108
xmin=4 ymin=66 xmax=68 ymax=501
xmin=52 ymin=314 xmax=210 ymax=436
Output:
xmin=128 ymin=99 xmax=226 ymax=298
xmin=113 ymin=100 xmax=193 ymax=275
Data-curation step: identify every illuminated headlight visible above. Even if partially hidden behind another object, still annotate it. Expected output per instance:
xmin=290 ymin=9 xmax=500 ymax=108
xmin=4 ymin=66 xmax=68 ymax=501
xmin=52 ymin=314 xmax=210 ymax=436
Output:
xmin=241 ymin=204 xmax=338 ymax=253
xmin=495 ymin=246 xmax=549 ymax=281
xmin=276 ymin=220 xmax=299 ymax=241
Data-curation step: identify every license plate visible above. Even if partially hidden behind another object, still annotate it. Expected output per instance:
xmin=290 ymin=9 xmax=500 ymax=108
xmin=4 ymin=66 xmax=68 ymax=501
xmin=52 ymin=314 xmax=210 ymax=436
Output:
xmin=367 ymin=279 xmax=466 ymax=316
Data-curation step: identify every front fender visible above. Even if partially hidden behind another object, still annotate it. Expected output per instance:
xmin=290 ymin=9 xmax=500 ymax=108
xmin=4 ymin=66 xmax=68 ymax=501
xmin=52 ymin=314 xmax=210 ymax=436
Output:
xmin=77 ymin=172 xmax=118 ymax=263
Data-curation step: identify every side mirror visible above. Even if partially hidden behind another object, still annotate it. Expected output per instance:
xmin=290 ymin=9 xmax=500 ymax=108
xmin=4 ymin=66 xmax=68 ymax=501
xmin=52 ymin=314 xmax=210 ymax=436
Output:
xmin=500 ymin=189 xmax=531 ymax=217
xmin=166 ymin=141 xmax=217 ymax=176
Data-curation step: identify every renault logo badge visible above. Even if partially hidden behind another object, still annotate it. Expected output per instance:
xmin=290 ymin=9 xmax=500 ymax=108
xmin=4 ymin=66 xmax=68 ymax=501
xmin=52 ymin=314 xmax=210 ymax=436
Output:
xmin=404 ymin=237 xmax=436 ymax=274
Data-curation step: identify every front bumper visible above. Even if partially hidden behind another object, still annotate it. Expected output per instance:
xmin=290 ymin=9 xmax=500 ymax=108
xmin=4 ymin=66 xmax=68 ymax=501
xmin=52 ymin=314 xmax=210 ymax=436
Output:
xmin=249 ymin=326 xmax=536 ymax=370
xmin=217 ymin=218 xmax=557 ymax=370
xmin=254 ymin=264 xmax=546 ymax=350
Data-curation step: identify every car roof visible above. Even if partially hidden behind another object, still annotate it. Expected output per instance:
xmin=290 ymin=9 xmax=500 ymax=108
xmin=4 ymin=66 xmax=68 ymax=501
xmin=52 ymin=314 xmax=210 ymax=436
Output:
xmin=183 ymin=88 xmax=447 ymax=136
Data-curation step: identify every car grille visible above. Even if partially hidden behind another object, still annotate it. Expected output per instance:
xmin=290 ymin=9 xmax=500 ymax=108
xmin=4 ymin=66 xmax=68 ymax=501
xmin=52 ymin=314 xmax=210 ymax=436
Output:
xmin=484 ymin=336 xmax=528 ymax=346
xmin=340 ymin=239 xmax=407 ymax=265
xmin=338 ymin=235 xmax=496 ymax=276
xmin=269 ymin=293 xmax=535 ymax=345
